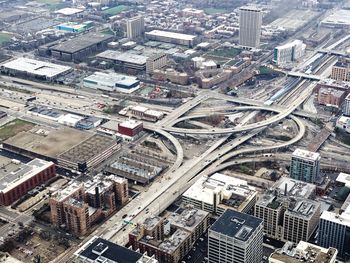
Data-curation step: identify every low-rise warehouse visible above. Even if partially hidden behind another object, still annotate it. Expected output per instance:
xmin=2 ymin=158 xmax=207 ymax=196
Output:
xmin=46 ymin=32 xmax=113 ymax=61
xmin=97 ymin=50 xmax=148 ymax=71
xmin=57 ymin=134 xmax=121 ymax=172
xmin=1 ymin=58 xmax=72 ymax=81
xmin=83 ymin=72 xmax=140 ymax=93
xmin=2 ymin=127 xmax=120 ymax=172
xmin=0 ymin=157 xmax=55 ymax=206
xmin=145 ymin=30 xmax=198 ymax=47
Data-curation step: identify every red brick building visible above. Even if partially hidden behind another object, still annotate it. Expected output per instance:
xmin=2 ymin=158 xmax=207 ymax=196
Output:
xmin=118 ymin=120 xmax=143 ymax=137
xmin=49 ymin=173 xmax=128 ymax=236
xmin=0 ymin=158 xmax=56 ymax=206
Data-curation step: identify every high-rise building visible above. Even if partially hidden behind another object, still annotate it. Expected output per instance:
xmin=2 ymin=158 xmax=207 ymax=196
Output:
xmin=273 ymin=40 xmax=306 ymax=66
xmin=129 ymin=208 xmax=209 ymax=263
xmin=290 ymin=148 xmax=321 ymax=183
xmin=269 ymin=241 xmax=338 ymax=263
xmin=182 ymin=173 xmax=257 ymax=215
xmin=126 ymin=16 xmax=145 ymax=39
xmin=254 ymin=177 xmax=317 ymax=241
xmin=146 ymin=53 xmax=167 ymax=74
xmin=49 ymin=174 xmax=128 ymax=236
xmin=343 ymin=93 xmax=350 ymax=116
xmin=318 ymin=194 xmax=350 ymax=260
xmin=330 ymin=60 xmax=350 ymax=82
xmin=282 ymin=199 xmax=320 ymax=243
xmin=239 ymin=6 xmax=262 ymax=48
xmin=208 ymin=209 xmax=263 ymax=263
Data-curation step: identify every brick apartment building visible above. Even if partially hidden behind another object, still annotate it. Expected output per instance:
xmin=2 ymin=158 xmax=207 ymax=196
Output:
xmin=49 ymin=174 xmax=128 ymax=236
xmin=129 ymin=208 xmax=209 ymax=263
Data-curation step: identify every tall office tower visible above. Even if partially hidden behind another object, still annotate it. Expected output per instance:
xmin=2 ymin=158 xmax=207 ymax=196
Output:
xmin=208 ymin=209 xmax=263 ymax=263
xmin=290 ymin=148 xmax=321 ymax=183
xmin=282 ymin=199 xmax=320 ymax=243
xmin=318 ymin=195 xmax=350 ymax=260
xmin=126 ymin=16 xmax=145 ymax=39
xmin=343 ymin=93 xmax=350 ymax=116
xmin=239 ymin=6 xmax=262 ymax=48
xmin=254 ymin=177 xmax=316 ymax=241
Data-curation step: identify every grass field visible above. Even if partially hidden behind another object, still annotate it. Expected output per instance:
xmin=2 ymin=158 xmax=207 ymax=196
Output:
xmin=209 ymin=48 xmax=241 ymax=58
xmin=0 ymin=32 xmax=13 ymax=45
xmin=102 ymin=5 xmax=129 ymax=15
xmin=100 ymin=28 xmax=115 ymax=35
xmin=204 ymin=8 xmax=227 ymax=15
xmin=258 ymin=66 xmax=280 ymax=75
xmin=0 ymin=119 xmax=35 ymax=142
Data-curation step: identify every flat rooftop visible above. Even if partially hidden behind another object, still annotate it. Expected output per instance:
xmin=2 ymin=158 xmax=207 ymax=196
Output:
xmin=285 ymin=199 xmax=320 ymax=220
xmin=4 ymin=126 xmax=90 ymax=159
xmin=97 ymin=50 xmax=148 ymax=65
xmin=336 ymin=172 xmax=350 ymax=188
xmin=75 ymin=236 xmax=144 ymax=263
xmin=55 ymin=7 xmax=84 ymax=16
xmin=182 ymin=173 xmax=256 ymax=207
xmin=210 ymin=209 xmax=262 ymax=241
xmin=270 ymin=241 xmax=337 ymax=263
xmin=100 ymin=120 xmax=119 ymax=132
xmin=1 ymin=58 xmax=72 ymax=78
xmin=84 ymin=72 xmax=139 ymax=87
xmin=145 ymin=30 xmax=197 ymax=41
xmin=321 ymin=193 xmax=350 ymax=227
xmin=292 ymin=148 xmax=320 ymax=161
xmin=270 ymin=9 xmax=319 ymax=31
xmin=119 ymin=120 xmax=142 ymax=129
xmin=240 ymin=6 xmax=261 ymax=12
xmin=50 ymin=33 xmax=113 ymax=54
xmin=58 ymin=134 xmax=118 ymax=164
xmin=321 ymin=9 xmax=350 ymax=27
xmin=0 ymin=157 xmax=54 ymax=193
xmin=167 ymin=208 xmax=209 ymax=232
xmin=257 ymin=177 xmax=316 ymax=208
xmin=158 ymin=229 xmax=190 ymax=254
xmin=319 ymin=87 xmax=345 ymax=97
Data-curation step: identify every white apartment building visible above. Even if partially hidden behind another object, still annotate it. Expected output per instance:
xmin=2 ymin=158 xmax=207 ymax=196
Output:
xmin=239 ymin=6 xmax=262 ymax=48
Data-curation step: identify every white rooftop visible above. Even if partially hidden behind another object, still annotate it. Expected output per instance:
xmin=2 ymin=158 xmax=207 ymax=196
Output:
xmin=2 ymin=58 xmax=72 ymax=78
xmin=336 ymin=172 xmax=350 ymax=188
xmin=145 ymin=30 xmax=197 ymax=41
xmin=55 ymin=7 xmax=85 ymax=16
xmin=119 ymin=119 xmax=142 ymax=129
xmin=0 ymin=159 xmax=54 ymax=194
xmin=275 ymin=40 xmax=304 ymax=50
xmin=292 ymin=148 xmax=321 ymax=161
xmin=58 ymin=113 xmax=83 ymax=124
xmin=97 ymin=50 xmax=148 ymax=65
xmin=321 ymin=205 xmax=350 ymax=227
xmin=84 ymin=72 xmax=139 ymax=87
xmin=321 ymin=9 xmax=350 ymax=26
xmin=182 ymin=173 xmax=256 ymax=206
xmin=131 ymin=105 xmax=148 ymax=113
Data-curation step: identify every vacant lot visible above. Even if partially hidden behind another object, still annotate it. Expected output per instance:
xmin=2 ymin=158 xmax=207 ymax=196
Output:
xmin=208 ymin=48 xmax=241 ymax=58
xmin=0 ymin=119 xmax=35 ymax=142
xmin=0 ymin=32 xmax=12 ymax=45
xmin=204 ymin=8 xmax=227 ymax=15
xmin=102 ymin=5 xmax=129 ymax=15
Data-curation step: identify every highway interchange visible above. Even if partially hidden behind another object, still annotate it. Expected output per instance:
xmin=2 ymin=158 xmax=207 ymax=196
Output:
xmin=0 ymin=24 xmax=349 ymax=263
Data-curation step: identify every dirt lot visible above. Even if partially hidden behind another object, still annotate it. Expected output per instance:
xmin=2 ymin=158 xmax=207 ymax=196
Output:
xmin=10 ymin=232 xmax=74 ymax=263
xmin=0 ymin=119 xmax=35 ymax=142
